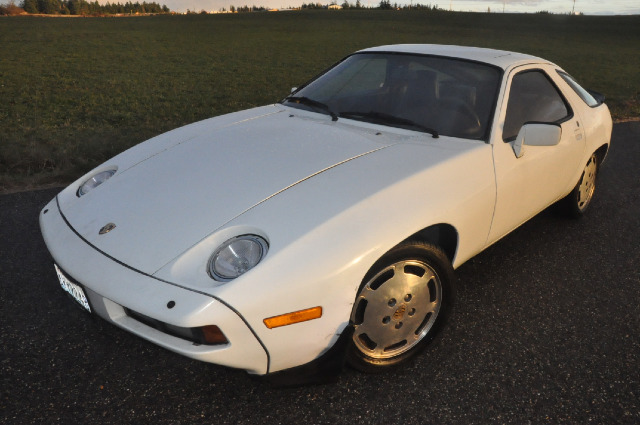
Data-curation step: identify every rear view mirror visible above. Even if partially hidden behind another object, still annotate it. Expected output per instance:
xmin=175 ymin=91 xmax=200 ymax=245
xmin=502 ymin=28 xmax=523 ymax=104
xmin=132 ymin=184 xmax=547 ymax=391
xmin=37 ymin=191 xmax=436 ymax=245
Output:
xmin=512 ymin=123 xmax=562 ymax=158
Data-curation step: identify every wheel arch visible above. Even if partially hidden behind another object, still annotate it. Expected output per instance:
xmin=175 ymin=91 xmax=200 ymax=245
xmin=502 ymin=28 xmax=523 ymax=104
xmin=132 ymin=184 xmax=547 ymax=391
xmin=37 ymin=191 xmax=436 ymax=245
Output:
xmin=594 ymin=143 xmax=609 ymax=166
xmin=347 ymin=230 xmax=458 ymax=372
xmin=400 ymin=223 xmax=459 ymax=265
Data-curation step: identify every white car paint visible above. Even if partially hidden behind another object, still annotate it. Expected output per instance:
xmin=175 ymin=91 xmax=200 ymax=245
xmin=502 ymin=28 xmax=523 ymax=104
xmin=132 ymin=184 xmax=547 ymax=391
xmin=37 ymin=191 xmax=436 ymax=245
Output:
xmin=487 ymin=62 xmax=611 ymax=244
xmin=56 ymin=106 xmax=394 ymax=274
xmin=40 ymin=44 xmax=612 ymax=377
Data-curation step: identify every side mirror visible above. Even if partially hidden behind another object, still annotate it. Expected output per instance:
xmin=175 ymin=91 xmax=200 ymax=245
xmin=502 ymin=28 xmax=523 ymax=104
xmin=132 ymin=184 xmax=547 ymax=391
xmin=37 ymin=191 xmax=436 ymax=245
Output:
xmin=512 ymin=123 xmax=562 ymax=158
xmin=290 ymin=87 xmax=297 ymax=94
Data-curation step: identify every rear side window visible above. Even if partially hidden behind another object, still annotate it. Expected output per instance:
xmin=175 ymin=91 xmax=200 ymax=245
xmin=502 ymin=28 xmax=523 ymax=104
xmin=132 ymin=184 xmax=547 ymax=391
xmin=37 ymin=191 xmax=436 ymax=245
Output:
xmin=503 ymin=70 xmax=571 ymax=141
xmin=557 ymin=71 xmax=599 ymax=107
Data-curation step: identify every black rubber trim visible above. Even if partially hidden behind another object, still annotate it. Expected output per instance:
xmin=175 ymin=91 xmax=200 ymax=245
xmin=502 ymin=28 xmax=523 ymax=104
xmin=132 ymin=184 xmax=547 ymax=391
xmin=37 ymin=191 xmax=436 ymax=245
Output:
xmin=55 ymin=195 xmax=272 ymax=373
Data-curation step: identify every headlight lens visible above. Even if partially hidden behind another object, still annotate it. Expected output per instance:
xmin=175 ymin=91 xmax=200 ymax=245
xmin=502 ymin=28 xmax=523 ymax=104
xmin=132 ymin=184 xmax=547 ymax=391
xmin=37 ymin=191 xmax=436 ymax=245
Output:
xmin=77 ymin=169 xmax=117 ymax=197
xmin=208 ymin=235 xmax=269 ymax=282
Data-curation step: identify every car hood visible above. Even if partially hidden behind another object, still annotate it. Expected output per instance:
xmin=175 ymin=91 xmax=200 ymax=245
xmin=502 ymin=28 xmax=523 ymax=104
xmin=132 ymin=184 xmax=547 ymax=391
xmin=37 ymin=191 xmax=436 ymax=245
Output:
xmin=57 ymin=106 xmax=396 ymax=273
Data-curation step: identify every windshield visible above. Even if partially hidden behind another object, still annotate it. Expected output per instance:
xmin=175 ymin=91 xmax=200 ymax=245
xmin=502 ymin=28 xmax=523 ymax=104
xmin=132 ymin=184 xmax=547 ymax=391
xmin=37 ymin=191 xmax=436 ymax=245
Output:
xmin=283 ymin=52 xmax=502 ymax=140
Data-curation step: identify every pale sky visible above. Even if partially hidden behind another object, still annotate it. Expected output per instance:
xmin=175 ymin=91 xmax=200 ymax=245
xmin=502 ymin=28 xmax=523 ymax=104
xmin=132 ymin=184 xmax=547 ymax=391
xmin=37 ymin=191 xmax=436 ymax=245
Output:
xmin=158 ymin=0 xmax=640 ymax=14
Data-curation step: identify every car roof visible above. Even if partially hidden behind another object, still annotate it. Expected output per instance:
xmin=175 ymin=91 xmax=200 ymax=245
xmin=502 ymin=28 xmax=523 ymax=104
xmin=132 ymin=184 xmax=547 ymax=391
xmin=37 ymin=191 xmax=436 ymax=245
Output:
xmin=358 ymin=44 xmax=555 ymax=70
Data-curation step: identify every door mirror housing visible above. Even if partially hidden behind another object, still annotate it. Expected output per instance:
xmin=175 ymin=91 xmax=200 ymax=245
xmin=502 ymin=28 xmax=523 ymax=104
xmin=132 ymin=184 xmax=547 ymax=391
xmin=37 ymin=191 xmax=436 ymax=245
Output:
xmin=512 ymin=123 xmax=562 ymax=158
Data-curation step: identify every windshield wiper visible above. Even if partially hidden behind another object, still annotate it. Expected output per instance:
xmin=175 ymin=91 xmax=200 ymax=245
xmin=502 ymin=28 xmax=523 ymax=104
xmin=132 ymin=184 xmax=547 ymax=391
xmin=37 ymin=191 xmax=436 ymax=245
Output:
xmin=339 ymin=111 xmax=439 ymax=138
xmin=283 ymin=96 xmax=338 ymax=121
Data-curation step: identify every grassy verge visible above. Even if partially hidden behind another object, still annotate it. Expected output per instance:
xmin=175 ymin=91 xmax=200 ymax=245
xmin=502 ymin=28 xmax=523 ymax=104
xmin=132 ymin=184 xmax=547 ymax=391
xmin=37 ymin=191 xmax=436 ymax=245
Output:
xmin=1 ymin=11 xmax=638 ymax=192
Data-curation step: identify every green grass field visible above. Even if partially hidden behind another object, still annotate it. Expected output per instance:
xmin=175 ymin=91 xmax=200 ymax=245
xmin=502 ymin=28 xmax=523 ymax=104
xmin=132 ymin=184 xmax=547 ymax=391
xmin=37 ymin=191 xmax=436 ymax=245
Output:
xmin=1 ymin=11 xmax=639 ymax=192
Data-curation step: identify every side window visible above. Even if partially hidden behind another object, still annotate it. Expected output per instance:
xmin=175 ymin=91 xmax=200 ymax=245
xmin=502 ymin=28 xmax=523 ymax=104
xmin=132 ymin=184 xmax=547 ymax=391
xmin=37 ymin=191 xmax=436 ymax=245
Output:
xmin=556 ymin=71 xmax=600 ymax=107
xmin=503 ymin=70 xmax=571 ymax=141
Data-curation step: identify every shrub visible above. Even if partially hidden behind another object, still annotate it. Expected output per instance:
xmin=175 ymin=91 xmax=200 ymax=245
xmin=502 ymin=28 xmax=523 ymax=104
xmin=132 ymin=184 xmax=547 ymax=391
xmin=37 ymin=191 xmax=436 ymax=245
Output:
xmin=0 ymin=1 xmax=25 ymax=14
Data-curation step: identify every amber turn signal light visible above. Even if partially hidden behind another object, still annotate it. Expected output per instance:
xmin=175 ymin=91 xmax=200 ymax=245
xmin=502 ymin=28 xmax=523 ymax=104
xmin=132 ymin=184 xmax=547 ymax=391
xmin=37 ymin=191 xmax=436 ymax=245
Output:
xmin=263 ymin=306 xmax=323 ymax=329
xmin=200 ymin=325 xmax=228 ymax=344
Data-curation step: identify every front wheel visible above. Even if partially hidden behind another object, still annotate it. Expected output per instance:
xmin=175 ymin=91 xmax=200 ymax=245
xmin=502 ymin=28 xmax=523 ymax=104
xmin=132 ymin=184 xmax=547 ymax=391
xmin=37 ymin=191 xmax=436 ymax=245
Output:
xmin=557 ymin=153 xmax=599 ymax=218
xmin=347 ymin=241 xmax=455 ymax=373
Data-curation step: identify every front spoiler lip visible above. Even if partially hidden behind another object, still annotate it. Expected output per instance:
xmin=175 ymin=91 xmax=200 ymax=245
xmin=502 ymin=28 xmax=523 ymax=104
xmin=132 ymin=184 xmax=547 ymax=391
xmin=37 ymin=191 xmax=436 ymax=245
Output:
xmin=40 ymin=195 xmax=271 ymax=375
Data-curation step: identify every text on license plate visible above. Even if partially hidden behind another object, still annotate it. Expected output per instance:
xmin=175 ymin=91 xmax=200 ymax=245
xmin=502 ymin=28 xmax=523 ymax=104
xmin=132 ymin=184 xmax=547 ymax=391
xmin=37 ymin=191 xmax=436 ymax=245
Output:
xmin=54 ymin=264 xmax=91 ymax=313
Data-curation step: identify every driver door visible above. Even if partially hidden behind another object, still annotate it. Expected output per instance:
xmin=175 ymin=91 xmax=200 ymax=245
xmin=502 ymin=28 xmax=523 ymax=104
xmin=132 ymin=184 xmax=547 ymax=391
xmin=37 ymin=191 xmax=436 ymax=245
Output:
xmin=488 ymin=65 xmax=585 ymax=244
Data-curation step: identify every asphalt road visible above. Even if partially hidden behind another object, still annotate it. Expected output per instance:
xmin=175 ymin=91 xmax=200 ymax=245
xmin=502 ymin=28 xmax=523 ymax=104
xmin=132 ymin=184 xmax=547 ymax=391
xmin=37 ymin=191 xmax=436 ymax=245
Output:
xmin=2 ymin=122 xmax=639 ymax=424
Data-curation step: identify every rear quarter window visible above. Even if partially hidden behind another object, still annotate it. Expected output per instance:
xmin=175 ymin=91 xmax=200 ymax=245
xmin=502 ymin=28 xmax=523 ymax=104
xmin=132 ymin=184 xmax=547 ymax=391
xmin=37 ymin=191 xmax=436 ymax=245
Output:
xmin=557 ymin=71 xmax=600 ymax=107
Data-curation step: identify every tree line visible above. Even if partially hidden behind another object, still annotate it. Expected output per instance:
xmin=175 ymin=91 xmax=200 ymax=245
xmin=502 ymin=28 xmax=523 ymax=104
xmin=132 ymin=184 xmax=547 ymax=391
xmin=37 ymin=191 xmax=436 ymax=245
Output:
xmin=17 ymin=0 xmax=170 ymax=15
xmin=300 ymin=2 xmax=441 ymax=10
xmin=191 ymin=5 xmax=269 ymax=13
xmin=194 ymin=2 xmax=441 ymax=13
xmin=1 ymin=0 xmax=444 ymax=15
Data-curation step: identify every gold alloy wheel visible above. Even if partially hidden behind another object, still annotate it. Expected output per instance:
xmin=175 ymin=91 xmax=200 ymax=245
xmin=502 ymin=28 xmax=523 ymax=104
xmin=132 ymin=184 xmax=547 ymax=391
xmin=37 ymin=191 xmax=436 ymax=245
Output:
xmin=577 ymin=154 xmax=598 ymax=212
xmin=351 ymin=259 xmax=442 ymax=360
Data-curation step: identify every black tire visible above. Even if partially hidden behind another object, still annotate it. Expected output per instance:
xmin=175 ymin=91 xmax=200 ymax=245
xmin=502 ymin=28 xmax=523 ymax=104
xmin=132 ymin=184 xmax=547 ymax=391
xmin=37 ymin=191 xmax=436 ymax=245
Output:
xmin=557 ymin=152 xmax=599 ymax=218
xmin=347 ymin=241 xmax=455 ymax=373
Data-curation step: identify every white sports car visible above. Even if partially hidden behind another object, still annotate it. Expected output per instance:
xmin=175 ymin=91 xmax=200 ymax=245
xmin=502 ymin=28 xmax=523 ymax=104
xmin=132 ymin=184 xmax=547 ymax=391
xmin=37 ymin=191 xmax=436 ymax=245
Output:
xmin=40 ymin=44 xmax=612 ymax=384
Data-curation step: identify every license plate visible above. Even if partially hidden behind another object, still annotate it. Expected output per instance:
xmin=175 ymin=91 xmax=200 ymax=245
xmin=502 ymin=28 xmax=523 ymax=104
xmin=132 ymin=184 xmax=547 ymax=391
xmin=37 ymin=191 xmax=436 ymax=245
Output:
xmin=54 ymin=264 xmax=91 ymax=313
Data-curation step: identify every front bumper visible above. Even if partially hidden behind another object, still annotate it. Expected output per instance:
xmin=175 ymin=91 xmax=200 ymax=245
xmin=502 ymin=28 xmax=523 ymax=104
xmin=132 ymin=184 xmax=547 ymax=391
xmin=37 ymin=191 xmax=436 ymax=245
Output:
xmin=39 ymin=197 xmax=269 ymax=375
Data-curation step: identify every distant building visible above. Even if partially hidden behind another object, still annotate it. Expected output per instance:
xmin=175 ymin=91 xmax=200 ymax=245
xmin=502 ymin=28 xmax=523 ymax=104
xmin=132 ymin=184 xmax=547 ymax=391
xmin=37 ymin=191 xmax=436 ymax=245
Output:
xmin=328 ymin=4 xmax=342 ymax=9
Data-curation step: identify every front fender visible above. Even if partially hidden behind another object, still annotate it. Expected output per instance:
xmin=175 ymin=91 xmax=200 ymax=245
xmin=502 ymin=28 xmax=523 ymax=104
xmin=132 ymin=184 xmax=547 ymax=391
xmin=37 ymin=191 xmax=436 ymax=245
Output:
xmin=156 ymin=140 xmax=495 ymax=373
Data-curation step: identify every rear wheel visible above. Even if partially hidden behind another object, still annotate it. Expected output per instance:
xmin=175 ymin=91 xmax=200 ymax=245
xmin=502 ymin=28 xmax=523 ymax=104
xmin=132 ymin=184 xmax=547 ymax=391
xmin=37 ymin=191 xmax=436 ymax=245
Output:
xmin=558 ymin=152 xmax=599 ymax=218
xmin=347 ymin=242 xmax=455 ymax=372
